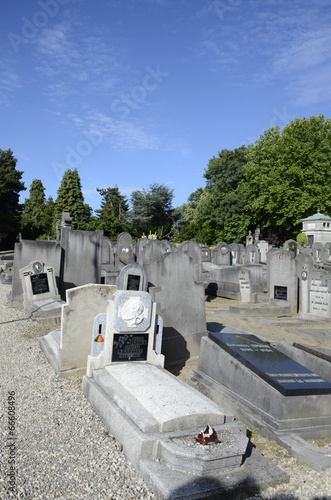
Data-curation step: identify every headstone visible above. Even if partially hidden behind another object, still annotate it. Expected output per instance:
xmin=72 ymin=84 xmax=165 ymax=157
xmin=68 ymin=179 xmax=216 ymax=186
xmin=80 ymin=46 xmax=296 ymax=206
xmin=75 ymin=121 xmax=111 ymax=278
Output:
xmin=19 ymin=261 xmax=62 ymax=320
xmin=102 ymin=237 xmax=115 ymax=266
xmin=86 ymin=290 xmax=164 ymax=376
xmin=200 ymin=245 xmax=211 ymax=263
xmin=244 ymin=243 xmax=261 ymax=264
xmin=246 ymin=230 xmax=253 ymax=246
xmin=10 ymin=240 xmax=61 ymax=308
xmin=238 ymin=269 xmax=252 ymax=303
xmin=56 ymin=212 xmax=72 ymax=241
xmin=39 ymin=284 xmax=116 ymax=376
xmin=229 ymin=243 xmax=243 ymax=265
xmin=309 ymin=271 xmax=331 ymax=318
xmin=114 ymin=232 xmax=135 ymax=270
xmin=296 ymin=253 xmax=314 ymax=315
xmin=60 ymin=229 xmax=103 ymax=298
xmin=177 ymin=240 xmax=202 ymax=280
xmin=267 ymin=249 xmax=297 ymax=311
xmin=214 ymin=242 xmax=231 ymax=266
xmin=148 ymin=251 xmax=207 ymax=365
xmin=136 ymin=239 xmax=174 ymax=286
xmin=312 ymin=242 xmax=326 ymax=266
xmin=257 ymin=240 xmax=269 ymax=264
xmin=117 ymin=263 xmax=148 ymax=291
xmin=284 ymin=239 xmax=298 ymax=256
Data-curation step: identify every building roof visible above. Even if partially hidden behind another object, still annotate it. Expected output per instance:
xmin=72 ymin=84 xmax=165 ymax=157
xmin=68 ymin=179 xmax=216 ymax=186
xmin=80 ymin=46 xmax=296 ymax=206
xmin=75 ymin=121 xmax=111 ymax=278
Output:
xmin=301 ymin=210 xmax=331 ymax=221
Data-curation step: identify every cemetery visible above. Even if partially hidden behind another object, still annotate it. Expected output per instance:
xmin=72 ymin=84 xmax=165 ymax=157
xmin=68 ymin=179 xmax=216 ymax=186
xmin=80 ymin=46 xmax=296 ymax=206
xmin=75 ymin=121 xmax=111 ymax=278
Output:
xmin=1 ymin=211 xmax=331 ymax=498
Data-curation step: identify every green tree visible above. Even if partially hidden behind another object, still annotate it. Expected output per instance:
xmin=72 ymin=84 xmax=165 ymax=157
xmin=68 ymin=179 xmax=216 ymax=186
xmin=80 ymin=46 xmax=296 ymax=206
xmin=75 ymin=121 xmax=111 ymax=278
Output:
xmin=130 ymin=183 xmax=174 ymax=238
xmin=243 ymin=115 xmax=331 ymax=242
xmin=38 ymin=196 xmax=56 ymax=240
xmin=184 ymin=146 xmax=249 ymax=244
xmin=86 ymin=186 xmax=132 ymax=239
xmin=53 ymin=168 xmax=89 ymax=230
xmin=21 ymin=179 xmax=46 ymax=239
xmin=0 ymin=148 xmax=25 ymax=249
xmin=96 ymin=186 xmax=129 ymax=219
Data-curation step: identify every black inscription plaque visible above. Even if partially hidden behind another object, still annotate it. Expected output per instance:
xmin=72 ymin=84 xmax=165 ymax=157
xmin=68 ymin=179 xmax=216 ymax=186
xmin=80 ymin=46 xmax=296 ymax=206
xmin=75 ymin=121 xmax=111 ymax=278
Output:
xmin=127 ymin=274 xmax=141 ymax=291
xmin=112 ymin=333 xmax=148 ymax=362
xmin=30 ymin=273 xmax=50 ymax=295
xmin=274 ymin=285 xmax=287 ymax=300
xmin=209 ymin=331 xmax=331 ymax=396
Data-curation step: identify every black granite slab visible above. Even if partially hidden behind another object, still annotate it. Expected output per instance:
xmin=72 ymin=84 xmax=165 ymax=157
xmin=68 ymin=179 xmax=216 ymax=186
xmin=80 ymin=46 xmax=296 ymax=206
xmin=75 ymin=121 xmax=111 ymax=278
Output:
xmin=112 ymin=333 xmax=148 ymax=362
xmin=30 ymin=273 xmax=50 ymax=295
xmin=209 ymin=331 xmax=331 ymax=396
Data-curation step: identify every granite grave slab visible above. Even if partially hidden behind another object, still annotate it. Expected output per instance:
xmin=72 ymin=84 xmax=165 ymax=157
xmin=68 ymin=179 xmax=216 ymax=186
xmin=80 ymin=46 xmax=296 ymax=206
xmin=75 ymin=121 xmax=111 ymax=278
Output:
xmin=209 ymin=331 xmax=331 ymax=396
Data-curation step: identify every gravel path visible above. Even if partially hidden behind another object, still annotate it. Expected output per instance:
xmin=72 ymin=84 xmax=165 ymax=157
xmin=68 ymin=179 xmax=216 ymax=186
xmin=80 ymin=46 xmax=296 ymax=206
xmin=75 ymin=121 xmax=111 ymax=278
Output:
xmin=0 ymin=282 xmax=330 ymax=499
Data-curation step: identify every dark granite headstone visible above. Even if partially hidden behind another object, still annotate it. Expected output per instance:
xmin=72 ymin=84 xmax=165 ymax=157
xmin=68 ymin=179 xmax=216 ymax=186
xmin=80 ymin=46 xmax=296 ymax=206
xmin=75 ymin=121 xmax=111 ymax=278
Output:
xmin=209 ymin=331 xmax=331 ymax=396
xmin=30 ymin=273 xmax=50 ymax=295
xmin=112 ymin=333 xmax=148 ymax=362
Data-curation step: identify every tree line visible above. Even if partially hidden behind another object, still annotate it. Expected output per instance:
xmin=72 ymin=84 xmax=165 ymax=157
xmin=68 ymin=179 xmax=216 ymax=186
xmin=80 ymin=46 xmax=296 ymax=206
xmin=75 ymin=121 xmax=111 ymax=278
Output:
xmin=1 ymin=115 xmax=330 ymax=250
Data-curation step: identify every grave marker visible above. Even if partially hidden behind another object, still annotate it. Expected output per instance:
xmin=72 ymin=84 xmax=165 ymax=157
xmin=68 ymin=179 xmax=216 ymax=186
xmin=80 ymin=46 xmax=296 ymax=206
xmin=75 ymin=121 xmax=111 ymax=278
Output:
xmin=208 ymin=331 xmax=331 ymax=396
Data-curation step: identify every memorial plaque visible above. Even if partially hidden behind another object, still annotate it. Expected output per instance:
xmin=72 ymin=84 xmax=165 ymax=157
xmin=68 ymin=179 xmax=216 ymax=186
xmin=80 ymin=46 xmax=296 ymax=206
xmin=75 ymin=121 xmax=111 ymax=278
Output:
xmin=127 ymin=274 xmax=141 ymax=291
xmin=274 ymin=285 xmax=287 ymax=300
xmin=30 ymin=273 xmax=50 ymax=295
xmin=112 ymin=333 xmax=148 ymax=362
xmin=209 ymin=331 xmax=331 ymax=396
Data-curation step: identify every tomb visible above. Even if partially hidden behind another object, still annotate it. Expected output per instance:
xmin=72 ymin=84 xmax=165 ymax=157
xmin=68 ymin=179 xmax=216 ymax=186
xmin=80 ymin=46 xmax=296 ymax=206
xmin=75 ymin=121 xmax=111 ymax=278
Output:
xmin=83 ymin=292 xmax=288 ymax=499
xmin=188 ymin=325 xmax=331 ymax=470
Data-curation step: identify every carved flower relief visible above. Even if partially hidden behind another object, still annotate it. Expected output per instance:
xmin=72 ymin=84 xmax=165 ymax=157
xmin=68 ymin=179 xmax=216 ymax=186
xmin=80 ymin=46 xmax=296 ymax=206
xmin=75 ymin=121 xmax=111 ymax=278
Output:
xmin=120 ymin=297 xmax=147 ymax=328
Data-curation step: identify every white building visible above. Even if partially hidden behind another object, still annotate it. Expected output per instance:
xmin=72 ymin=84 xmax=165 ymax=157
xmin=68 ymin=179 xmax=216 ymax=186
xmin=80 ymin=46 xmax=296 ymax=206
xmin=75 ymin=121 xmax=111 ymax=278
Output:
xmin=302 ymin=210 xmax=331 ymax=246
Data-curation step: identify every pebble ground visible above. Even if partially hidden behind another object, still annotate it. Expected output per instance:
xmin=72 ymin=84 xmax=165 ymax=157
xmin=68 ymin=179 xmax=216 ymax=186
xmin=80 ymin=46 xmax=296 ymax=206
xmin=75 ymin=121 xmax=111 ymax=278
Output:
xmin=0 ymin=282 xmax=330 ymax=499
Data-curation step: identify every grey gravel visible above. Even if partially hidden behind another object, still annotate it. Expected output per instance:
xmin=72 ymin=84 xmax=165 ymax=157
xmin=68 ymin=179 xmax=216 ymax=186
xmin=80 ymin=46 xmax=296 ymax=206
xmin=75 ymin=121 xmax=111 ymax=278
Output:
xmin=1 ymin=281 xmax=330 ymax=499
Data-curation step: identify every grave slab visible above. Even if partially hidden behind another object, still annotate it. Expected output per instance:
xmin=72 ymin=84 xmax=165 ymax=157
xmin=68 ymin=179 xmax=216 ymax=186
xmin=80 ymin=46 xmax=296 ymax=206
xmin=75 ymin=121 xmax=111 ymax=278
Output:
xmin=186 ymin=324 xmax=331 ymax=470
xmin=209 ymin=331 xmax=331 ymax=396
xmin=82 ymin=363 xmax=288 ymax=499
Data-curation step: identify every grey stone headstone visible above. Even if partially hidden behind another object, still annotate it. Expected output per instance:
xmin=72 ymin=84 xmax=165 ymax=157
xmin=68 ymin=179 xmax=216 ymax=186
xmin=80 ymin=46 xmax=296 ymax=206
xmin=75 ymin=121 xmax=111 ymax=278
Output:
xmin=200 ymin=245 xmax=211 ymax=262
xmin=117 ymin=263 xmax=148 ymax=291
xmin=214 ymin=242 xmax=231 ymax=266
xmin=115 ymin=232 xmax=135 ymax=269
xmin=267 ymin=249 xmax=297 ymax=310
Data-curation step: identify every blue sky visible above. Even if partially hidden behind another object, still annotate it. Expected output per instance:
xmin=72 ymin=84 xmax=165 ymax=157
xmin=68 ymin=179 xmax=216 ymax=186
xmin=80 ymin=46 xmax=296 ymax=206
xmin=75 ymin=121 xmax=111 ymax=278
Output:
xmin=2 ymin=0 xmax=331 ymax=212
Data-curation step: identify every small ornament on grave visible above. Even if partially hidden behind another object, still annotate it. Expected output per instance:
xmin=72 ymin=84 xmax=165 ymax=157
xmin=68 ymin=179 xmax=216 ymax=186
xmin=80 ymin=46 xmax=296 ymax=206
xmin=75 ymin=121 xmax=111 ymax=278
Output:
xmin=94 ymin=334 xmax=104 ymax=343
xmin=195 ymin=424 xmax=221 ymax=445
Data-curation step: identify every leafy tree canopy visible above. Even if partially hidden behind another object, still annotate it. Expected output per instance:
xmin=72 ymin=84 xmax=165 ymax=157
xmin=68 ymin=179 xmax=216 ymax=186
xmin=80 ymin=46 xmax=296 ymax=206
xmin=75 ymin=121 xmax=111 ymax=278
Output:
xmin=130 ymin=183 xmax=174 ymax=239
xmin=184 ymin=146 xmax=249 ymax=244
xmin=243 ymin=115 xmax=331 ymax=241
